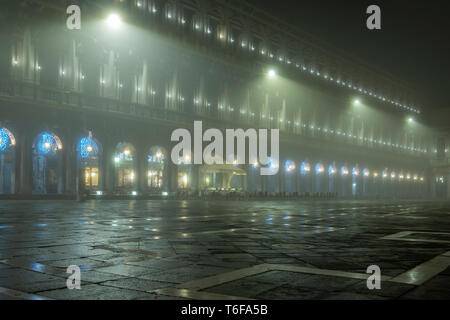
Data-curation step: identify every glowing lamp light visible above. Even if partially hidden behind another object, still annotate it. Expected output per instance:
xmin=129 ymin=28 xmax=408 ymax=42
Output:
xmin=270 ymin=161 xmax=279 ymax=169
xmin=96 ymin=191 xmax=103 ymax=196
xmin=124 ymin=149 xmax=130 ymax=156
xmin=268 ymin=69 xmax=276 ymax=79
xmin=44 ymin=142 xmax=51 ymax=149
xmin=286 ymin=163 xmax=296 ymax=172
xmin=106 ymin=13 xmax=122 ymax=30
xmin=114 ymin=157 xmax=120 ymax=163
xmin=353 ymin=99 xmax=361 ymax=106
xmin=132 ymin=191 xmax=137 ymax=196
xmin=86 ymin=146 xmax=93 ymax=153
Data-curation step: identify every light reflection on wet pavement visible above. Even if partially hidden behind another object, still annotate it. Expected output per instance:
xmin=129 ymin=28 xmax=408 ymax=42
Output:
xmin=0 ymin=200 xmax=449 ymax=300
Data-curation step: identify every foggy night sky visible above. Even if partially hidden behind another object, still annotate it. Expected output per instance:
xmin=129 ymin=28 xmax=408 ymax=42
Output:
xmin=246 ymin=0 xmax=450 ymax=111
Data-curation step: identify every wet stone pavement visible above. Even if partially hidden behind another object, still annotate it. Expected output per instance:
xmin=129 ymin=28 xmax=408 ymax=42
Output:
xmin=0 ymin=200 xmax=449 ymax=300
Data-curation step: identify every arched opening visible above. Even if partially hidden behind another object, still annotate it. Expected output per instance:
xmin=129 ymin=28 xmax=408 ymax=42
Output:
xmin=177 ymin=154 xmax=191 ymax=191
xmin=352 ymin=167 xmax=362 ymax=197
xmin=284 ymin=160 xmax=296 ymax=193
xmin=390 ymin=171 xmax=398 ymax=198
xmin=113 ymin=142 xmax=136 ymax=194
xmin=339 ymin=166 xmax=350 ymax=197
xmin=0 ymin=128 xmax=16 ymax=194
xmin=266 ymin=158 xmax=280 ymax=194
xmin=32 ymin=131 xmax=63 ymax=194
xmin=398 ymin=172 xmax=406 ymax=198
xmin=147 ymin=146 xmax=166 ymax=194
xmin=362 ymin=169 xmax=370 ymax=197
xmin=382 ymin=170 xmax=389 ymax=197
xmin=78 ymin=136 xmax=101 ymax=193
xmin=248 ymin=162 xmax=262 ymax=193
xmin=328 ymin=164 xmax=337 ymax=194
xmin=299 ymin=162 xmax=311 ymax=193
xmin=405 ymin=173 xmax=413 ymax=198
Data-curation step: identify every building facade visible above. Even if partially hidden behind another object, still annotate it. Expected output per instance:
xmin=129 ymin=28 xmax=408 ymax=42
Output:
xmin=0 ymin=0 xmax=447 ymax=199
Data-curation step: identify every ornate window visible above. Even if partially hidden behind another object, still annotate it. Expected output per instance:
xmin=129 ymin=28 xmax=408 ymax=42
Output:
xmin=32 ymin=131 xmax=63 ymax=194
xmin=78 ymin=137 xmax=101 ymax=190
xmin=0 ymin=128 xmax=16 ymax=194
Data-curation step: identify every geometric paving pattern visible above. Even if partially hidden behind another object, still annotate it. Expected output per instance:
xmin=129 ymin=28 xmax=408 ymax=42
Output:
xmin=0 ymin=200 xmax=449 ymax=300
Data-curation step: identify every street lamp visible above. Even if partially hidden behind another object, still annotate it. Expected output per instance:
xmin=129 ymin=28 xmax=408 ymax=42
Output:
xmin=106 ymin=13 xmax=122 ymax=30
xmin=267 ymin=69 xmax=276 ymax=79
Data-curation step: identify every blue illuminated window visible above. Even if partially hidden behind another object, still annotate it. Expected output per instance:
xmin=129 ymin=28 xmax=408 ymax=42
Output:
xmin=0 ymin=128 xmax=15 ymax=152
xmin=301 ymin=162 xmax=311 ymax=175
xmin=79 ymin=137 xmax=99 ymax=159
xmin=34 ymin=132 xmax=62 ymax=155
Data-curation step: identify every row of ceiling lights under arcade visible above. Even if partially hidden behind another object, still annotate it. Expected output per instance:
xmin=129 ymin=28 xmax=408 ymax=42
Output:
xmin=10 ymin=9 xmax=419 ymax=114
xmin=276 ymin=162 xmax=426 ymax=182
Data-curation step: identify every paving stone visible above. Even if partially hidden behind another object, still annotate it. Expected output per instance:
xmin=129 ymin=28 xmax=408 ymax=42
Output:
xmin=0 ymin=200 xmax=449 ymax=300
xmin=101 ymin=278 xmax=173 ymax=291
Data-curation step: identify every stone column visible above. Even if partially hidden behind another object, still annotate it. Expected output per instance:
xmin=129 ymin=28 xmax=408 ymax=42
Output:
xmin=243 ymin=165 xmax=249 ymax=192
xmin=166 ymin=161 xmax=178 ymax=196
xmin=18 ymin=129 xmax=33 ymax=195
xmin=190 ymin=165 xmax=200 ymax=195
xmin=447 ymin=173 xmax=450 ymax=200
xmin=102 ymin=141 xmax=115 ymax=195
xmin=279 ymin=162 xmax=285 ymax=194
xmin=63 ymin=134 xmax=76 ymax=196
xmin=136 ymin=146 xmax=147 ymax=195
xmin=0 ymin=154 xmax=5 ymax=194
